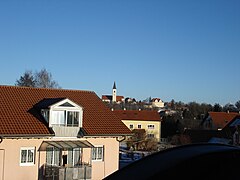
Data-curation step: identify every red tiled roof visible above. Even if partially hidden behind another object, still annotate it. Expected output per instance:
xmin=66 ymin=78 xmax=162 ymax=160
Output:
xmin=116 ymin=96 xmax=124 ymax=101
xmin=102 ymin=95 xmax=124 ymax=102
xmin=151 ymin=98 xmax=161 ymax=102
xmin=113 ymin=110 xmax=161 ymax=121
xmin=0 ymin=85 xmax=131 ymax=136
xmin=102 ymin=95 xmax=112 ymax=100
xmin=208 ymin=112 xmax=239 ymax=129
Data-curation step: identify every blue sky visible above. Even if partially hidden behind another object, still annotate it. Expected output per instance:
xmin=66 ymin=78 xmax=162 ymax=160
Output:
xmin=0 ymin=0 xmax=239 ymax=106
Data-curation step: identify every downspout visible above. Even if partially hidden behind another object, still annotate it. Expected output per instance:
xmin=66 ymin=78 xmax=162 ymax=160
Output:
xmin=38 ymin=151 xmax=41 ymax=180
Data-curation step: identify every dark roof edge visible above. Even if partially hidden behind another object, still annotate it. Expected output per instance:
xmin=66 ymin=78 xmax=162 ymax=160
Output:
xmin=0 ymin=134 xmax=54 ymax=138
xmin=121 ymin=119 xmax=161 ymax=121
xmin=82 ymin=134 xmax=133 ymax=138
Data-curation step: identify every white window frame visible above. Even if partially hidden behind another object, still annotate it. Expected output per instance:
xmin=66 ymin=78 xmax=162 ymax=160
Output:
xmin=48 ymin=98 xmax=83 ymax=128
xmin=20 ymin=147 xmax=35 ymax=166
xmin=137 ymin=124 xmax=142 ymax=129
xmin=147 ymin=124 xmax=155 ymax=129
xmin=68 ymin=148 xmax=82 ymax=166
xmin=92 ymin=145 xmax=104 ymax=162
xmin=129 ymin=124 xmax=134 ymax=129
xmin=46 ymin=147 xmax=61 ymax=166
xmin=51 ymin=110 xmax=80 ymax=127
xmin=66 ymin=111 xmax=80 ymax=127
xmin=52 ymin=110 xmax=65 ymax=126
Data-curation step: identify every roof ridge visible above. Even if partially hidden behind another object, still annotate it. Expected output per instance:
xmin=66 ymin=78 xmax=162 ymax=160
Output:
xmin=0 ymin=85 xmax=94 ymax=94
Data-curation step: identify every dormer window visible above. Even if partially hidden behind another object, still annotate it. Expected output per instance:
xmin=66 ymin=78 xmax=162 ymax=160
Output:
xmin=50 ymin=99 xmax=83 ymax=128
xmin=36 ymin=98 xmax=83 ymax=128
xmin=52 ymin=110 xmax=79 ymax=127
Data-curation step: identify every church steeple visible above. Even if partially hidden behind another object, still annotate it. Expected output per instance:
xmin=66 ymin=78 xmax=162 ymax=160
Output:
xmin=113 ymin=81 xmax=116 ymax=89
xmin=112 ymin=81 xmax=117 ymax=102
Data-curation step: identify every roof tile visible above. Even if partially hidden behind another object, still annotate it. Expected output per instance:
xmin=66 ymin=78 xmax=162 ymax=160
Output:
xmin=208 ymin=112 xmax=239 ymax=129
xmin=0 ymin=85 xmax=131 ymax=136
xmin=113 ymin=110 xmax=161 ymax=121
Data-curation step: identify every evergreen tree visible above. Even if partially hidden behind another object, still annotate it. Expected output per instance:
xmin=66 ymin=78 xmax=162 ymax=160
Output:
xmin=15 ymin=70 xmax=35 ymax=87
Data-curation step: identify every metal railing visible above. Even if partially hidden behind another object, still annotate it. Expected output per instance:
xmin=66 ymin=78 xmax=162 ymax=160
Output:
xmin=43 ymin=164 xmax=92 ymax=180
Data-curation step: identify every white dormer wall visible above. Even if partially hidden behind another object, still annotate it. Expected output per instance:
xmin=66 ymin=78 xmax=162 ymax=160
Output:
xmin=48 ymin=99 xmax=83 ymax=137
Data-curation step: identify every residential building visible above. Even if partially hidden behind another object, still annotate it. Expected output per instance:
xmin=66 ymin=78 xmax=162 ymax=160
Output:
xmin=183 ymin=129 xmax=223 ymax=144
xmin=201 ymin=111 xmax=239 ymax=130
xmin=113 ymin=110 xmax=162 ymax=141
xmin=182 ymin=112 xmax=240 ymax=144
xmin=151 ymin=98 xmax=164 ymax=108
xmin=221 ymin=115 xmax=240 ymax=145
xmin=0 ymin=85 xmax=131 ymax=180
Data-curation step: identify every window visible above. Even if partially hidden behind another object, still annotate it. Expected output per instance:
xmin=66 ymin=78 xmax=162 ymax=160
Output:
xmin=137 ymin=124 xmax=142 ymax=129
xmin=129 ymin=124 xmax=134 ymax=129
xmin=51 ymin=110 xmax=79 ymax=127
xmin=20 ymin=147 xmax=35 ymax=166
xmin=52 ymin=111 xmax=65 ymax=125
xmin=59 ymin=102 xmax=75 ymax=107
xmin=67 ymin=111 xmax=79 ymax=127
xmin=147 ymin=134 xmax=155 ymax=138
xmin=41 ymin=110 xmax=49 ymax=122
xmin=68 ymin=148 xmax=82 ymax=166
xmin=46 ymin=147 xmax=61 ymax=166
xmin=147 ymin=124 xmax=155 ymax=129
xmin=92 ymin=146 xmax=104 ymax=161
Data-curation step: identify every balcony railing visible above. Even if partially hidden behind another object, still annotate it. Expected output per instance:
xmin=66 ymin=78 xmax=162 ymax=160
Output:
xmin=43 ymin=164 xmax=92 ymax=180
xmin=52 ymin=125 xmax=80 ymax=137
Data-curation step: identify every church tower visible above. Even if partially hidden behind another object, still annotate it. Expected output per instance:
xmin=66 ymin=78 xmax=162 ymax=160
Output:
xmin=112 ymin=81 xmax=117 ymax=102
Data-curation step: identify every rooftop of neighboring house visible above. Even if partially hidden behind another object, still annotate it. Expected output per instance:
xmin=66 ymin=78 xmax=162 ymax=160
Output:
xmin=183 ymin=129 xmax=222 ymax=143
xmin=204 ymin=111 xmax=239 ymax=129
xmin=224 ymin=115 xmax=240 ymax=128
xmin=151 ymin=98 xmax=163 ymax=102
xmin=102 ymin=95 xmax=124 ymax=102
xmin=113 ymin=110 xmax=161 ymax=121
xmin=0 ymin=85 xmax=131 ymax=136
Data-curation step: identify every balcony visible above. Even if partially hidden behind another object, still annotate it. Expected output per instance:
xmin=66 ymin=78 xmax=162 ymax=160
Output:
xmin=43 ymin=163 xmax=92 ymax=180
xmin=52 ymin=125 xmax=80 ymax=137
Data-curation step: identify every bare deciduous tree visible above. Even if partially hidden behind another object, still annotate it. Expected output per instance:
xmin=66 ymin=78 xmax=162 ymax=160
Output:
xmin=34 ymin=68 xmax=60 ymax=88
xmin=16 ymin=68 xmax=60 ymax=89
